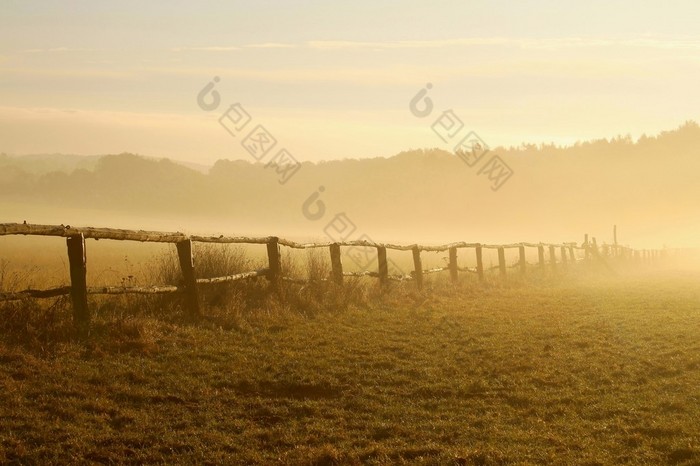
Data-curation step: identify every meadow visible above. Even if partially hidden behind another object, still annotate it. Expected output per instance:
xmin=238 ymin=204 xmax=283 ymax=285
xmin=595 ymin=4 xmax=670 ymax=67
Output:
xmin=1 ymin=245 xmax=699 ymax=464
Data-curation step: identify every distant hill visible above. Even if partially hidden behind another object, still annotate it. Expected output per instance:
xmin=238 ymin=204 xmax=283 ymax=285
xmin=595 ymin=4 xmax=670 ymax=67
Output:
xmin=0 ymin=153 xmax=102 ymax=176
xmin=0 ymin=152 xmax=210 ymax=176
xmin=2 ymin=122 xmax=699 ymax=247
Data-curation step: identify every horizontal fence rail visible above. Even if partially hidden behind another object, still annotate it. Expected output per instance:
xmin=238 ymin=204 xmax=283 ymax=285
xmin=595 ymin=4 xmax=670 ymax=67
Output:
xmin=0 ymin=223 xmax=579 ymax=251
xmin=0 ymin=222 xmax=665 ymax=337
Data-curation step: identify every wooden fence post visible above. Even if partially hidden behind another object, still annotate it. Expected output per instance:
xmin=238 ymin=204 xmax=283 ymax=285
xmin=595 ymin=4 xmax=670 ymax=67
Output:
xmin=266 ymin=237 xmax=282 ymax=287
xmin=560 ymin=246 xmax=568 ymax=269
xmin=177 ymin=239 xmax=200 ymax=318
xmin=448 ymin=247 xmax=459 ymax=284
xmin=377 ymin=246 xmax=388 ymax=286
xmin=475 ymin=245 xmax=484 ymax=282
xmin=538 ymin=244 xmax=545 ymax=271
xmin=568 ymin=246 xmax=575 ymax=263
xmin=549 ymin=245 xmax=557 ymax=273
xmin=498 ymin=247 xmax=506 ymax=278
xmin=584 ymin=234 xmax=590 ymax=260
xmin=329 ymin=243 xmax=343 ymax=285
xmin=66 ymin=234 xmax=89 ymax=337
xmin=592 ymin=238 xmax=598 ymax=256
xmin=518 ymin=245 xmax=526 ymax=275
xmin=412 ymin=246 xmax=423 ymax=290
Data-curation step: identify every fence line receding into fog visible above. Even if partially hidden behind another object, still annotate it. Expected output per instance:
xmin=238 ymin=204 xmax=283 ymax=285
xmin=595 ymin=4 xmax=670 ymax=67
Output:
xmin=0 ymin=223 xmax=665 ymax=336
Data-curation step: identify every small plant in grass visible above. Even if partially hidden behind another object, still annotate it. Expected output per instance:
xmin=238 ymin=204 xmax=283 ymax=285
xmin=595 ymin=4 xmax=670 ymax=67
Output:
xmin=306 ymin=247 xmax=330 ymax=282
xmin=0 ymin=296 xmax=73 ymax=353
xmin=0 ymin=259 xmax=43 ymax=292
xmin=0 ymin=260 xmax=74 ymax=352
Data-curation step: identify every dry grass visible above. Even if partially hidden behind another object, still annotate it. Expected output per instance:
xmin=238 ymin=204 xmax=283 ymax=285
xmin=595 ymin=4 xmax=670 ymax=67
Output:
xmin=1 ymin=262 xmax=699 ymax=464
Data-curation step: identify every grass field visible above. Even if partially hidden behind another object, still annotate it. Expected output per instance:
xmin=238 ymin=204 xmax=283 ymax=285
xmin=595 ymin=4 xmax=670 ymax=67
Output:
xmin=1 ymin=271 xmax=700 ymax=465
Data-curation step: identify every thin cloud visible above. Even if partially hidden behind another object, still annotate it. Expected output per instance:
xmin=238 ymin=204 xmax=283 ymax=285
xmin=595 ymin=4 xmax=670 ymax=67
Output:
xmin=307 ymin=36 xmax=700 ymax=51
xmin=172 ymin=46 xmax=241 ymax=52
xmin=244 ymin=42 xmax=297 ymax=49
xmin=0 ymin=66 xmax=138 ymax=79
xmin=141 ymin=65 xmax=437 ymax=84
xmin=19 ymin=47 xmax=97 ymax=53
xmin=0 ymin=105 xmax=212 ymax=126
xmin=307 ymin=38 xmax=510 ymax=50
xmin=172 ymin=42 xmax=296 ymax=51
xmin=5 ymin=58 xmax=682 ymax=84
xmin=518 ymin=36 xmax=700 ymax=50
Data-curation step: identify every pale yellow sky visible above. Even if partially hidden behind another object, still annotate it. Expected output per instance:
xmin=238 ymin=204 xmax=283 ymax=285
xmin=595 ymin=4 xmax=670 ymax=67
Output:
xmin=1 ymin=1 xmax=699 ymax=164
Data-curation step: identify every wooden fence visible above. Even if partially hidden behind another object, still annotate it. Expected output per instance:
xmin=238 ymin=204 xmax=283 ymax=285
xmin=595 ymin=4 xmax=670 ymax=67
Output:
xmin=0 ymin=223 xmax=664 ymax=336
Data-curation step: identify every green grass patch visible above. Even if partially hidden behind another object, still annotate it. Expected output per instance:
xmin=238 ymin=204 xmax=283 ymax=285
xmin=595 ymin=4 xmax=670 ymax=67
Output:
xmin=1 ymin=274 xmax=700 ymax=464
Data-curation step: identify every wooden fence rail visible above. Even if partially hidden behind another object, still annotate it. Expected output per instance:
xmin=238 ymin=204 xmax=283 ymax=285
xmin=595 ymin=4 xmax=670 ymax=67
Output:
xmin=0 ymin=223 xmax=663 ymax=336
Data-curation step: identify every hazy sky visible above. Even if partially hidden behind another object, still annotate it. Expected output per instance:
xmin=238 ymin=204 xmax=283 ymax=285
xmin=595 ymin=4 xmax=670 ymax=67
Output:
xmin=1 ymin=0 xmax=700 ymax=164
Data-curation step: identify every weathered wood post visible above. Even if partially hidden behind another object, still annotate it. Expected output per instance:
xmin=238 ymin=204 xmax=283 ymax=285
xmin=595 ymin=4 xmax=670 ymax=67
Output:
xmin=67 ymin=234 xmax=89 ymax=337
xmin=549 ymin=245 xmax=557 ymax=273
xmin=412 ymin=246 xmax=423 ymax=290
xmin=568 ymin=245 xmax=575 ymax=263
xmin=591 ymin=237 xmax=598 ymax=256
xmin=475 ymin=245 xmax=484 ymax=282
xmin=584 ymin=234 xmax=590 ymax=260
xmin=377 ymin=246 xmax=388 ymax=286
xmin=266 ymin=237 xmax=282 ymax=287
xmin=498 ymin=247 xmax=506 ymax=278
xmin=329 ymin=243 xmax=343 ymax=285
xmin=560 ymin=246 xmax=568 ymax=269
xmin=177 ymin=239 xmax=200 ymax=318
xmin=448 ymin=247 xmax=459 ymax=284
xmin=538 ymin=244 xmax=545 ymax=271
xmin=518 ymin=245 xmax=526 ymax=275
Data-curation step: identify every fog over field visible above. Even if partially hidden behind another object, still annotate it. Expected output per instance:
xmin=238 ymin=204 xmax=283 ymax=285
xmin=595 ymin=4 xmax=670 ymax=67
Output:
xmin=3 ymin=121 xmax=700 ymax=249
